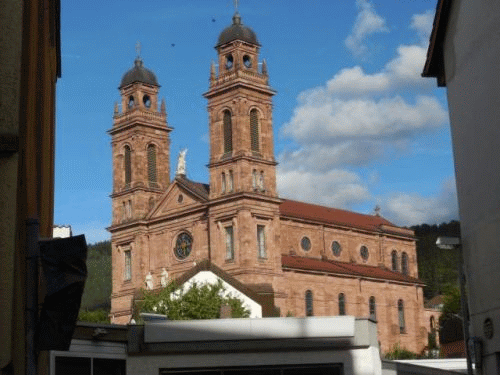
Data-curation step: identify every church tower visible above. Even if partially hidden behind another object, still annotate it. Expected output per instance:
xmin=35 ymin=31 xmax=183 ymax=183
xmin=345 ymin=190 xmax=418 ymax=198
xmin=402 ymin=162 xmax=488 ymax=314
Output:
xmin=109 ymin=53 xmax=172 ymax=225
xmin=204 ymin=12 xmax=284 ymax=304
xmin=204 ymin=12 xmax=277 ymax=198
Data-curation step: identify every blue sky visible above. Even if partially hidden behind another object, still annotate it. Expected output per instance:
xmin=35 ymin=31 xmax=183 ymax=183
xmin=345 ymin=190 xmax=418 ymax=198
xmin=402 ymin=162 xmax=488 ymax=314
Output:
xmin=54 ymin=0 xmax=458 ymax=244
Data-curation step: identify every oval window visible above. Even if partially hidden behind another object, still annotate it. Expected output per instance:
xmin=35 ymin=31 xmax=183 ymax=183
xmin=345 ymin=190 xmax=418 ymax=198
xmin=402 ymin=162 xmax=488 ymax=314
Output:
xmin=301 ymin=236 xmax=311 ymax=252
xmin=332 ymin=241 xmax=341 ymax=256
xmin=360 ymin=245 xmax=369 ymax=261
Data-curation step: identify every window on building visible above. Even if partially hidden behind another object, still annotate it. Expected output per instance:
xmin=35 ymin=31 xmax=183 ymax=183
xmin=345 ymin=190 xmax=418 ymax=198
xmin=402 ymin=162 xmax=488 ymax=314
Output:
xmin=401 ymin=252 xmax=409 ymax=275
xmin=391 ymin=250 xmax=398 ymax=272
xmin=147 ymin=144 xmax=157 ymax=186
xmin=223 ymin=110 xmax=232 ymax=153
xmin=305 ymin=290 xmax=313 ymax=316
xmin=369 ymin=296 xmax=376 ymax=320
xmin=228 ymin=170 xmax=234 ymax=192
xmin=124 ymin=249 xmax=132 ymax=281
xmin=252 ymin=169 xmax=257 ymax=189
xmin=301 ymin=236 xmax=311 ymax=252
xmin=250 ymin=108 xmax=259 ymax=152
xmin=54 ymin=356 xmax=126 ymax=375
xmin=225 ymin=226 xmax=234 ymax=260
xmin=221 ymin=172 xmax=226 ymax=193
xmin=332 ymin=241 xmax=341 ymax=257
xmin=259 ymin=171 xmax=264 ymax=190
xmin=338 ymin=293 xmax=346 ymax=315
xmin=124 ymin=145 xmax=131 ymax=187
xmin=398 ymin=299 xmax=405 ymax=333
xmin=127 ymin=200 xmax=132 ymax=218
xmin=257 ymin=225 xmax=266 ymax=258
xmin=360 ymin=245 xmax=369 ymax=261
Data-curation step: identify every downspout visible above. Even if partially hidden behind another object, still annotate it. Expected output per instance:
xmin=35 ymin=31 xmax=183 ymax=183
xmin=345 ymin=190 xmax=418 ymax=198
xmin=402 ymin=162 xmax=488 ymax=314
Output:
xmin=26 ymin=218 xmax=39 ymax=375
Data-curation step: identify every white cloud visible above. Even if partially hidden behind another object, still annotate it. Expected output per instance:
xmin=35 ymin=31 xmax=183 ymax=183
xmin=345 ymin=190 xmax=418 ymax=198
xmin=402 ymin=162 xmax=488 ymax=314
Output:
xmin=345 ymin=0 xmax=389 ymax=56
xmin=277 ymin=169 xmax=371 ymax=209
xmin=274 ymin=8 xmax=456 ymax=226
xmin=282 ymin=95 xmax=447 ymax=145
xmin=410 ymin=10 xmax=435 ymax=42
xmin=381 ymin=177 xmax=458 ymax=226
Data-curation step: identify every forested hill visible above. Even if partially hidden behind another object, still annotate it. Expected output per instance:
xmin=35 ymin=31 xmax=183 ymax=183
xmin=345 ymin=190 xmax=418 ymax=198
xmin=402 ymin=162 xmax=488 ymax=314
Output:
xmin=81 ymin=240 xmax=112 ymax=311
xmin=410 ymin=220 xmax=461 ymax=300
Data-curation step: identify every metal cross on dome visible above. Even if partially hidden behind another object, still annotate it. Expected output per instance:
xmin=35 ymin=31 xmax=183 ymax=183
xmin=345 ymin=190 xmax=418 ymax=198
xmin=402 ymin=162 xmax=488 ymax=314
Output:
xmin=233 ymin=0 xmax=239 ymax=11
xmin=135 ymin=41 xmax=142 ymax=58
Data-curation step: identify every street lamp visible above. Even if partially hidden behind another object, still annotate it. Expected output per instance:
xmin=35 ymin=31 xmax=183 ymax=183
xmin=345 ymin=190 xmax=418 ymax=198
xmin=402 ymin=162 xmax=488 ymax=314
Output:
xmin=436 ymin=237 xmax=473 ymax=375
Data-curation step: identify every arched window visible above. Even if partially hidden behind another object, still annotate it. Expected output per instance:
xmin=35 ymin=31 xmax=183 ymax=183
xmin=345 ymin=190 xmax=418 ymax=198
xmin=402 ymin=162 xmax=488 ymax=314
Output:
xmin=259 ymin=171 xmax=264 ymax=190
xmin=223 ymin=110 xmax=232 ymax=153
xmin=401 ymin=252 xmax=409 ymax=275
xmin=252 ymin=169 xmax=258 ymax=189
xmin=391 ymin=250 xmax=398 ymax=272
xmin=221 ymin=172 xmax=226 ymax=193
xmin=250 ymin=109 xmax=259 ymax=152
xmin=398 ymin=299 xmax=405 ymax=333
xmin=228 ymin=170 xmax=234 ymax=192
xmin=338 ymin=293 xmax=346 ymax=316
xmin=124 ymin=145 xmax=131 ymax=187
xmin=369 ymin=296 xmax=376 ymax=320
xmin=147 ymin=144 xmax=157 ymax=186
xmin=305 ymin=290 xmax=313 ymax=316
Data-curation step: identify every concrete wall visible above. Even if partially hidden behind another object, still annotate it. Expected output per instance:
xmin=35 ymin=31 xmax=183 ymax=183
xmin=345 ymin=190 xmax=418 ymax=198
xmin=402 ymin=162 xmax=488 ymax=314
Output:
xmin=442 ymin=0 xmax=500 ymax=368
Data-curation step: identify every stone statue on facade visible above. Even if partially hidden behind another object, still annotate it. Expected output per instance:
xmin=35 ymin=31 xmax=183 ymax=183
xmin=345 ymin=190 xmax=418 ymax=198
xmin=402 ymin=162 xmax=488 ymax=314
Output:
xmin=145 ymin=272 xmax=154 ymax=290
xmin=160 ymin=268 xmax=169 ymax=288
xmin=176 ymin=148 xmax=187 ymax=176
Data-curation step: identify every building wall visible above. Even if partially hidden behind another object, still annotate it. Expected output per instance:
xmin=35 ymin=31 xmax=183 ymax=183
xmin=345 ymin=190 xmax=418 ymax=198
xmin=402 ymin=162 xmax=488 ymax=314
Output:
xmin=280 ymin=271 xmax=426 ymax=353
xmin=442 ymin=0 xmax=500 ymax=366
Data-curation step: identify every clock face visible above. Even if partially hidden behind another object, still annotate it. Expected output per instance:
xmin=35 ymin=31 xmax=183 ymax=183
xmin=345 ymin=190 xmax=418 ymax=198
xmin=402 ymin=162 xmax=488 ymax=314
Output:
xmin=174 ymin=232 xmax=193 ymax=260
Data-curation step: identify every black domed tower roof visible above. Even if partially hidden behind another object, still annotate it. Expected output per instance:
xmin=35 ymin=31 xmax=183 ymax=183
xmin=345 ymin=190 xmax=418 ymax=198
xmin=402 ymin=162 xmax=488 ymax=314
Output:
xmin=119 ymin=57 xmax=159 ymax=88
xmin=216 ymin=12 xmax=260 ymax=47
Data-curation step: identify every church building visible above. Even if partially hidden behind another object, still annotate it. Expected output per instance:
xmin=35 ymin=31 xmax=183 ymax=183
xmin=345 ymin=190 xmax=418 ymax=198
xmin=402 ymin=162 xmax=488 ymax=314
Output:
xmin=108 ymin=12 xmax=430 ymax=353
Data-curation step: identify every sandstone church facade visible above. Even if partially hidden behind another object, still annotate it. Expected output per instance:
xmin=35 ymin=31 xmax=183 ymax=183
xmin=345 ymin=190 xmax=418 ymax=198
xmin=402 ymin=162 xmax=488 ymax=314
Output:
xmin=108 ymin=12 xmax=430 ymax=353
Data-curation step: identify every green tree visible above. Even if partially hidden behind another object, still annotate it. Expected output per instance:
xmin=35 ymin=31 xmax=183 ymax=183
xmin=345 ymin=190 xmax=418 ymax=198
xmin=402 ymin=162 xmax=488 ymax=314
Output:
xmin=384 ymin=343 xmax=419 ymax=360
xmin=411 ymin=221 xmax=461 ymax=299
xmin=137 ymin=280 xmax=250 ymax=320
xmin=440 ymin=285 xmax=462 ymax=322
xmin=78 ymin=308 xmax=110 ymax=324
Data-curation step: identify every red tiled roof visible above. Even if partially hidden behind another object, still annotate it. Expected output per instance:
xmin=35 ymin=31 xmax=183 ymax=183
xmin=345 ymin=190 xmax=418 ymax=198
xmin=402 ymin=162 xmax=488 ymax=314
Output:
xmin=282 ymin=254 xmax=424 ymax=285
xmin=279 ymin=199 xmax=399 ymax=233
xmin=177 ymin=176 xmax=210 ymax=200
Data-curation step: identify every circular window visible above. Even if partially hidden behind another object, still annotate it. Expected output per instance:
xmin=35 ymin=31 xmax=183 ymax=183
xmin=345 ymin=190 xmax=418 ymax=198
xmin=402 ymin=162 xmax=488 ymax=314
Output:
xmin=143 ymin=94 xmax=151 ymax=108
xmin=225 ymin=54 xmax=234 ymax=69
xmin=360 ymin=246 xmax=369 ymax=261
xmin=128 ymin=96 xmax=135 ymax=108
xmin=243 ymin=55 xmax=252 ymax=68
xmin=174 ymin=232 xmax=193 ymax=260
xmin=301 ymin=236 xmax=311 ymax=252
xmin=332 ymin=241 xmax=341 ymax=257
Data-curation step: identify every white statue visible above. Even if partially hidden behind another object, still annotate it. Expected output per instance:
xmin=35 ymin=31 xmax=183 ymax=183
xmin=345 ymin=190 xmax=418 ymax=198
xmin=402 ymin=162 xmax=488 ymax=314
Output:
xmin=145 ymin=272 xmax=154 ymax=290
xmin=160 ymin=268 xmax=169 ymax=288
xmin=176 ymin=148 xmax=187 ymax=176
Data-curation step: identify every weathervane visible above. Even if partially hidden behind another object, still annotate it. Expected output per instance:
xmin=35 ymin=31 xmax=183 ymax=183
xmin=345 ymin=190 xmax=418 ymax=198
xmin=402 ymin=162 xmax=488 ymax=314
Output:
xmin=135 ymin=41 xmax=142 ymax=58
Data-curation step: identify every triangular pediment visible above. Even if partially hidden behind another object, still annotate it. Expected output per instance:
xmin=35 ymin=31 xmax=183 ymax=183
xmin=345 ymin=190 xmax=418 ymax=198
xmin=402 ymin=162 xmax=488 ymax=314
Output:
xmin=147 ymin=177 xmax=209 ymax=220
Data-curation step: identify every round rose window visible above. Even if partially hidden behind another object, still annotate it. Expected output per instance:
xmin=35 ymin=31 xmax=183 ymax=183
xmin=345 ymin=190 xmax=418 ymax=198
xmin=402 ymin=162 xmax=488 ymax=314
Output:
xmin=174 ymin=232 xmax=193 ymax=260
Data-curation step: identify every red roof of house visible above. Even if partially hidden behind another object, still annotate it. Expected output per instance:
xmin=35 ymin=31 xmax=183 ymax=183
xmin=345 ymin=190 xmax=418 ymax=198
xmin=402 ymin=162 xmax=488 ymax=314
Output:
xmin=282 ymin=254 xmax=424 ymax=285
xmin=279 ymin=199 xmax=401 ymax=233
